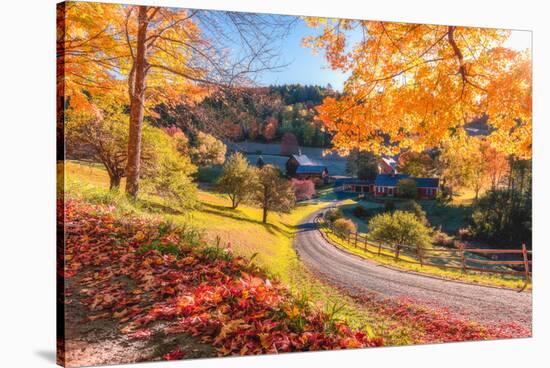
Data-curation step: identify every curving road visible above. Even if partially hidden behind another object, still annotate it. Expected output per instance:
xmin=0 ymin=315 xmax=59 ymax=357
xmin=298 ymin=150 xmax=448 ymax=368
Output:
xmin=293 ymin=209 xmax=532 ymax=329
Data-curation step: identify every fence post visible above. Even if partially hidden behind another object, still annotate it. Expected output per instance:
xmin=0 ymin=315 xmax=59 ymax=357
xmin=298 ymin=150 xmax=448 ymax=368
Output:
xmin=364 ymin=236 xmax=368 ymax=251
xmin=418 ymin=246 xmax=424 ymax=267
xmin=522 ymin=243 xmax=530 ymax=283
xmin=460 ymin=247 xmax=466 ymax=273
xmin=347 ymin=230 xmax=351 ymax=244
xmin=378 ymin=241 xmax=382 ymax=256
xmin=395 ymin=244 xmax=401 ymax=261
xmin=354 ymin=232 xmax=358 ymax=248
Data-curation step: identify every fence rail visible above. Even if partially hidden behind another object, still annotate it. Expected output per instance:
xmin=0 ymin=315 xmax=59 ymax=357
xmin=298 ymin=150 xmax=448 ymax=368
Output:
xmin=318 ymin=216 xmax=532 ymax=287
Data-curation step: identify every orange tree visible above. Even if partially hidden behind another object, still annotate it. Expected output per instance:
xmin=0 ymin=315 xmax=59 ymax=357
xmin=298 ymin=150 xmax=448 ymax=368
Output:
xmin=303 ymin=19 xmax=531 ymax=159
xmin=58 ymin=2 xmax=293 ymax=198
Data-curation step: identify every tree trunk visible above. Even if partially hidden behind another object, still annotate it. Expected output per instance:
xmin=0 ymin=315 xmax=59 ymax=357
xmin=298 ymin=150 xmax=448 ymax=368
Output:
xmin=262 ymin=206 xmax=268 ymax=224
xmin=125 ymin=6 xmax=149 ymax=198
xmin=109 ymin=175 xmax=122 ymax=190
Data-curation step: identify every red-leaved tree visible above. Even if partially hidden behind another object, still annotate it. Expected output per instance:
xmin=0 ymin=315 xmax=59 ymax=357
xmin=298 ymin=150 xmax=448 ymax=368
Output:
xmin=280 ymin=132 xmax=299 ymax=156
xmin=291 ymin=179 xmax=316 ymax=201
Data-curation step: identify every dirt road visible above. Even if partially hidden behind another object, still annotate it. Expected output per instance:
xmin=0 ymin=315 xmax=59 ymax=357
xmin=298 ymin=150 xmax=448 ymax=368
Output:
xmin=293 ymin=209 xmax=532 ymax=329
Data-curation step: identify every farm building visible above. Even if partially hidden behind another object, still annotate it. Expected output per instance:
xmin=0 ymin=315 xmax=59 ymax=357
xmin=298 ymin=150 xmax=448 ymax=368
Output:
xmin=374 ymin=174 xmax=439 ymax=199
xmin=378 ymin=157 xmax=398 ymax=175
xmin=337 ymin=174 xmax=438 ymax=199
xmin=334 ymin=178 xmax=374 ymax=193
xmin=335 ymin=157 xmax=439 ymax=199
xmin=286 ymin=153 xmax=329 ymax=183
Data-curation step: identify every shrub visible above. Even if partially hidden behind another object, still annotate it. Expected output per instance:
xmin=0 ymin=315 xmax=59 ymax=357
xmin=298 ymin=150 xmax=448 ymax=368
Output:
xmin=352 ymin=205 xmax=369 ymax=218
xmin=432 ymin=229 xmax=454 ymax=247
xmin=384 ymin=200 xmax=396 ymax=212
xmin=332 ymin=218 xmax=357 ymax=238
xmin=458 ymin=227 xmax=472 ymax=239
xmin=291 ymin=178 xmax=316 ymax=201
xmin=397 ymin=178 xmax=418 ymax=199
xmin=324 ymin=208 xmax=343 ymax=224
xmin=400 ymin=200 xmax=428 ymax=225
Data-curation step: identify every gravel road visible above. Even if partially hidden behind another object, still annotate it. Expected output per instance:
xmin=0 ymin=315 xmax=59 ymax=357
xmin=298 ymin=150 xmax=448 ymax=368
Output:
xmin=293 ymin=209 xmax=532 ymax=329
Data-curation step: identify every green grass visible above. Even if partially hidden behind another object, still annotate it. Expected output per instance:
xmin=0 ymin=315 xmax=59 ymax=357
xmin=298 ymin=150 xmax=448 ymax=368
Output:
xmin=416 ymin=200 xmax=472 ymax=235
xmin=318 ymin=220 xmax=529 ymax=290
xmin=339 ymin=196 xmax=472 ymax=236
xmin=195 ymin=166 xmax=223 ymax=184
xmin=61 ymin=160 xmax=419 ymax=345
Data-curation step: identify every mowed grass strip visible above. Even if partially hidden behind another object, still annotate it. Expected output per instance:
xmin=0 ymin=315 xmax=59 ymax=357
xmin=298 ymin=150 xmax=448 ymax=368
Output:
xmin=318 ymin=220 xmax=529 ymax=290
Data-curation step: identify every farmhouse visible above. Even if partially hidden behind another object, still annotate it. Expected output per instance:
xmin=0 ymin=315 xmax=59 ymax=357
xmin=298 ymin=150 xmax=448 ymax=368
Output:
xmin=286 ymin=153 xmax=329 ymax=183
xmin=374 ymin=174 xmax=439 ymax=199
xmin=336 ymin=157 xmax=439 ymax=199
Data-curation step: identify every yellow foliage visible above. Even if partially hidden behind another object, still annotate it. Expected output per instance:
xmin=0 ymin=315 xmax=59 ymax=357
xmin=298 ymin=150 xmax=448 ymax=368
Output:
xmin=303 ymin=20 xmax=531 ymax=158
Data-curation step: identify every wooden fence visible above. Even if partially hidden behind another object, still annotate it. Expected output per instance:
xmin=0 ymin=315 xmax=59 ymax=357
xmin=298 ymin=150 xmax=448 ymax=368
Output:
xmin=318 ymin=216 xmax=532 ymax=285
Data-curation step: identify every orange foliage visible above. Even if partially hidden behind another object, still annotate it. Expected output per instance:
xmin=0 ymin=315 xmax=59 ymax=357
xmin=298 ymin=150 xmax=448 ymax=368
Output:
xmin=58 ymin=2 xmax=210 ymax=114
xmin=303 ymin=19 xmax=531 ymax=158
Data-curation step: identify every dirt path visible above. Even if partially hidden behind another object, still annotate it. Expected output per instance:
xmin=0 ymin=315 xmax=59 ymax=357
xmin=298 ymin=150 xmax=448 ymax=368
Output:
xmin=293 ymin=209 xmax=532 ymax=330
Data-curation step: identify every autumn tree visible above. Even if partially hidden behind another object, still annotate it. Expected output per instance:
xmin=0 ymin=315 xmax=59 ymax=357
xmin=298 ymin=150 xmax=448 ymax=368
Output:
xmin=216 ymin=153 xmax=259 ymax=209
xmin=303 ymin=19 xmax=531 ymax=160
xmin=396 ymin=178 xmax=418 ymax=199
xmin=291 ymin=178 xmax=316 ymax=201
xmin=254 ymin=165 xmax=295 ymax=223
xmin=65 ymin=94 xmax=158 ymax=190
xmin=482 ymin=142 xmax=509 ymax=189
xmin=189 ymin=132 xmax=226 ymax=167
xmin=280 ymin=132 xmax=300 ymax=156
xmin=397 ymin=151 xmax=436 ymax=177
xmin=368 ymin=211 xmax=432 ymax=251
xmin=436 ymin=138 xmax=477 ymax=199
xmin=262 ymin=116 xmax=278 ymax=142
xmin=59 ymin=2 xmax=294 ymax=198
xmin=345 ymin=150 xmax=378 ymax=181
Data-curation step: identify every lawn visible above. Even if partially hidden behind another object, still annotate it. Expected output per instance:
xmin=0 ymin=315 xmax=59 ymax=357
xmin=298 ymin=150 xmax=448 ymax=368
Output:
xmin=336 ymin=195 xmax=472 ymax=236
xmin=61 ymin=160 xmax=421 ymax=345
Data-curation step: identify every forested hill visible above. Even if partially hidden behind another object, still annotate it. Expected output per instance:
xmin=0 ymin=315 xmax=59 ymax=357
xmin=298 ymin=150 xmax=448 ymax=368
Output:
xmin=152 ymin=84 xmax=338 ymax=148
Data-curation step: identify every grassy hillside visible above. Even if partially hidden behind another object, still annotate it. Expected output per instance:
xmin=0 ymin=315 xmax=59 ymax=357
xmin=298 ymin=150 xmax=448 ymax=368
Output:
xmin=61 ymin=161 xmax=419 ymax=345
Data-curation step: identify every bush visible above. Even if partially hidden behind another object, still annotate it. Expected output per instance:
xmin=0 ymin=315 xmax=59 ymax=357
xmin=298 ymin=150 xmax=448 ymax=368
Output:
xmin=400 ymin=200 xmax=428 ymax=225
xmin=458 ymin=227 xmax=472 ymax=239
xmin=384 ymin=200 xmax=396 ymax=212
xmin=397 ymin=178 xmax=418 ymax=199
xmin=291 ymin=178 xmax=316 ymax=201
xmin=432 ymin=230 xmax=454 ymax=247
xmin=324 ymin=208 xmax=343 ymax=224
xmin=332 ymin=218 xmax=357 ymax=238
xmin=352 ymin=205 xmax=369 ymax=218
xmin=469 ymin=188 xmax=531 ymax=245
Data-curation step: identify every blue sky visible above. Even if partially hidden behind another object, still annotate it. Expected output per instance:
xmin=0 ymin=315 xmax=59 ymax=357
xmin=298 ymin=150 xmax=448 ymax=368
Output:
xmin=254 ymin=19 xmax=532 ymax=91
xmin=257 ymin=20 xmax=354 ymax=90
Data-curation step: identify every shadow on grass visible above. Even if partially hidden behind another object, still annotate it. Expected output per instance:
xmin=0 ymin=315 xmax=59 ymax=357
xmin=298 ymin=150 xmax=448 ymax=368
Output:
xmin=201 ymin=202 xmax=294 ymax=238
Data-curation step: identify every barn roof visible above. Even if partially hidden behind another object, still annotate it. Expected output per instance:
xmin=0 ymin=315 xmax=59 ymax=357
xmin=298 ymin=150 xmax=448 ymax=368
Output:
xmin=334 ymin=178 xmax=373 ymax=186
xmin=291 ymin=154 xmax=315 ymax=166
xmin=380 ymin=157 xmax=398 ymax=172
xmin=414 ymin=177 xmax=439 ymax=188
xmin=296 ymin=165 xmax=327 ymax=174
xmin=374 ymin=174 xmax=410 ymax=187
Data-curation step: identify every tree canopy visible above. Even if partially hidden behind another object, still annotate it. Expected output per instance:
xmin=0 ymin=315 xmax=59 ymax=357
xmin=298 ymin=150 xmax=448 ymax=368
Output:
xmin=303 ymin=19 xmax=531 ymax=159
